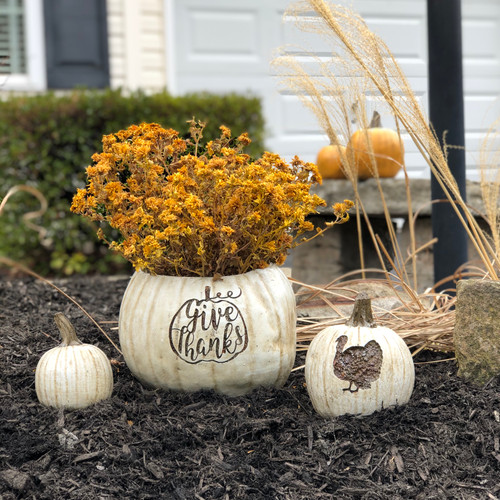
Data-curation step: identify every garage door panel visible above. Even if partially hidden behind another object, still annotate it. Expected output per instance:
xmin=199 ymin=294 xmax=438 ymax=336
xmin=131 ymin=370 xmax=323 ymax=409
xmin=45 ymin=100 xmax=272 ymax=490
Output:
xmin=463 ymin=19 xmax=500 ymax=77
xmin=275 ymin=80 xmax=429 ymax=133
xmin=177 ymin=8 xmax=263 ymax=74
xmin=172 ymin=0 xmax=500 ymax=179
xmin=175 ymin=0 xmax=287 ymax=75
xmin=189 ymin=10 xmax=259 ymax=56
xmin=280 ymin=8 xmax=426 ymax=78
xmin=281 ymin=14 xmax=332 ymax=55
xmin=364 ymin=16 xmax=427 ymax=71
xmin=462 ymin=0 xmax=500 ymax=79
xmin=280 ymin=95 xmax=323 ymax=135
xmin=464 ymin=95 xmax=500 ymax=132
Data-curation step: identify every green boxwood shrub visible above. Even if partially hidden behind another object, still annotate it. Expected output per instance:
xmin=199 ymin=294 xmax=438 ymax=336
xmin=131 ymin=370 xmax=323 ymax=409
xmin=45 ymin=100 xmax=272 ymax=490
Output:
xmin=0 ymin=89 xmax=265 ymax=276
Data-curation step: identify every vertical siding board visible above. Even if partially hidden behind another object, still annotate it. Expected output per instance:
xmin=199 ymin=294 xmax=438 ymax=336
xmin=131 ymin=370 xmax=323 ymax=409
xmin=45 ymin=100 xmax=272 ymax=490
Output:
xmin=106 ymin=0 xmax=166 ymax=92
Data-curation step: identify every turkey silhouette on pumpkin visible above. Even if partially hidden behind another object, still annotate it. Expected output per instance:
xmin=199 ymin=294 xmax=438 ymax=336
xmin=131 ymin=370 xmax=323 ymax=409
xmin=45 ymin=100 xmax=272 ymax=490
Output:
xmin=333 ymin=335 xmax=383 ymax=392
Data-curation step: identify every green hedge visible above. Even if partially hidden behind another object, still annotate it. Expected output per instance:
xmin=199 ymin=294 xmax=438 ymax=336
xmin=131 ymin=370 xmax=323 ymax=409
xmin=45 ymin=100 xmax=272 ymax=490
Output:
xmin=0 ymin=89 xmax=265 ymax=275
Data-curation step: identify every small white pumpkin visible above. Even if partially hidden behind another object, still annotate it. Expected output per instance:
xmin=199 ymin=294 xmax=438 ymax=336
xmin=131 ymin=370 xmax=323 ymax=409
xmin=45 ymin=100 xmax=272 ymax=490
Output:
xmin=305 ymin=292 xmax=414 ymax=417
xmin=35 ymin=313 xmax=113 ymax=409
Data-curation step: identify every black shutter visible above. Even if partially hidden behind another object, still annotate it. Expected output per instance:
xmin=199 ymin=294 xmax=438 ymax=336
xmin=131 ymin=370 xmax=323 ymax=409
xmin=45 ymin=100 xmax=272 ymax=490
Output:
xmin=43 ymin=0 xmax=110 ymax=89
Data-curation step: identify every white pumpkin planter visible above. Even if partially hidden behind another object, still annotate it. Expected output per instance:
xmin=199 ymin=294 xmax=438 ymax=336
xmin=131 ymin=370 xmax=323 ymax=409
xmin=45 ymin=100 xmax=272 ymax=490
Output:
xmin=35 ymin=313 xmax=113 ymax=409
xmin=119 ymin=265 xmax=296 ymax=396
xmin=305 ymin=293 xmax=414 ymax=417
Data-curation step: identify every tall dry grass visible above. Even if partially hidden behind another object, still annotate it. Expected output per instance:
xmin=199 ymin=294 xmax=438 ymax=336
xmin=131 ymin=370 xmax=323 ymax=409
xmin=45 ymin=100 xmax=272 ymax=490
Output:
xmin=273 ymin=0 xmax=500 ymax=353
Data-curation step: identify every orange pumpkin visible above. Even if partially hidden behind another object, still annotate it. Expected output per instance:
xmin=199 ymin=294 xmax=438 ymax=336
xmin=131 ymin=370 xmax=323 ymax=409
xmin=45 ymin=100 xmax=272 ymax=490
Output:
xmin=347 ymin=112 xmax=404 ymax=179
xmin=316 ymin=144 xmax=347 ymax=179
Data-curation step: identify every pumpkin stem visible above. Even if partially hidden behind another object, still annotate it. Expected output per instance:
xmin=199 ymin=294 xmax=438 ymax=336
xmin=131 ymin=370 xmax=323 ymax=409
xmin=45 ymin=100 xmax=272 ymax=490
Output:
xmin=369 ymin=111 xmax=382 ymax=129
xmin=54 ymin=313 xmax=82 ymax=346
xmin=346 ymin=292 xmax=377 ymax=328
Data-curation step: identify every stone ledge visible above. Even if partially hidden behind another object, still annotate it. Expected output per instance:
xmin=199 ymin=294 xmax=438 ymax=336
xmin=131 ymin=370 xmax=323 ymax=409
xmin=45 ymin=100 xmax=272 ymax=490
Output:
xmin=313 ymin=178 xmax=488 ymax=217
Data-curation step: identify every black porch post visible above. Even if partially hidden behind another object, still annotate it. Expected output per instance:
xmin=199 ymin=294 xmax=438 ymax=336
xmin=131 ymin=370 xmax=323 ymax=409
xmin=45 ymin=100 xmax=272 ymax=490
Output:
xmin=427 ymin=0 xmax=468 ymax=292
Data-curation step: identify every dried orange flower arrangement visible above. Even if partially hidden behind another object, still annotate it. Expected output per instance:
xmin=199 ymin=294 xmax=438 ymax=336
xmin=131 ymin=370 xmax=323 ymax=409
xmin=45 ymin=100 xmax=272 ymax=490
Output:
xmin=71 ymin=120 xmax=352 ymax=277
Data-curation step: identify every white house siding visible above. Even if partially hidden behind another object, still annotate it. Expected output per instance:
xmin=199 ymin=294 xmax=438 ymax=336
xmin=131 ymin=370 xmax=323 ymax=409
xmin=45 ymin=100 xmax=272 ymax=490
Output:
xmin=169 ymin=0 xmax=500 ymax=179
xmin=107 ymin=0 xmax=166 ymax=92
xmin=107 ymin=0 xmax=126 ymax=89
xmin=462 ymin=1 xmax=500 ymax=178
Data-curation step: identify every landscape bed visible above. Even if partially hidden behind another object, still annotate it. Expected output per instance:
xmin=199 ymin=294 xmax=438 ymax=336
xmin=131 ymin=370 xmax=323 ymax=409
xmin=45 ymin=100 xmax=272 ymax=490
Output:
xmin=0 ymin=275 xmax=499 ymax=499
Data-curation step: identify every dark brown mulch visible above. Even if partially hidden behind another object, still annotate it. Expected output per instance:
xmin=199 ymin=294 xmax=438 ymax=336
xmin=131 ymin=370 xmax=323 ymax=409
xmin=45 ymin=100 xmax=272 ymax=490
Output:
xmin=0 ymin=275 xmax=499 ymax=500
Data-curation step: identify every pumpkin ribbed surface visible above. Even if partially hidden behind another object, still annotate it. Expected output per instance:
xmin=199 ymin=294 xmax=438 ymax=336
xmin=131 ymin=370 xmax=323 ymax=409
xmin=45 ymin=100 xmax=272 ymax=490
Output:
xmin=347 ymin=128 xmax=404 ymax=179
xmin=119 ymin=265 xmax=296 ymax=396
xmin=35 ymin=344 xmax=113 ymax=409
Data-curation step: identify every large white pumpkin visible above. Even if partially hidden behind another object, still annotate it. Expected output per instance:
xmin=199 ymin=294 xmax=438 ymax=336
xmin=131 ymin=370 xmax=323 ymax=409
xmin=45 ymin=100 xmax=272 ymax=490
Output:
xmin=35 ymin=313 xmax=113 ymax=409
xmin=118 ymin=265 xmax=296 ymax=396
xmin=305 ymin=293 xmax=414 ymax=417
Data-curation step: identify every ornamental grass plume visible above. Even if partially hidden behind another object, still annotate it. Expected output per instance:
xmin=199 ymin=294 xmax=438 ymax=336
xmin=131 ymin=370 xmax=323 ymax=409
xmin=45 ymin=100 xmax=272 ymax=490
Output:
xmin=274 ymin=0 xmax=500 ymax=285
xmin=273 ymin=0 xmax=500 ymax=356
xmin=71 ymin=119 xmax=352 ymax=277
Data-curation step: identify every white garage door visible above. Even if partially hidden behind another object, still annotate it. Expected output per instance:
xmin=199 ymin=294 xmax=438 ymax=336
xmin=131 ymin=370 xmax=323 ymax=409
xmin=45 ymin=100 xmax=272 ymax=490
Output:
xmin=169 ymin=0 xmax=500 ymax=179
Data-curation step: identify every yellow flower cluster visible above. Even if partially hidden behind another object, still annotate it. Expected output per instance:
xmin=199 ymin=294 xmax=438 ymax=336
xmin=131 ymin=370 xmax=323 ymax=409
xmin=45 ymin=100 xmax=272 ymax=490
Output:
xmin=71 ymin=120 xmax=351 ymax=277
xmin=333 ymin=200 xmax=354 ymax=221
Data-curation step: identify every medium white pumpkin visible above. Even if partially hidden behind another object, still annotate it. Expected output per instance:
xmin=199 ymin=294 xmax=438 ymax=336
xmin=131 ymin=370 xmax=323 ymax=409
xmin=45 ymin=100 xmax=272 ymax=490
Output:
xmin=305 ymin=293 xmax=414 ymax=417
xmin=35 ymin=313 xmax=113 ymax=409
xmin=118 ymin=265 xmax=296 ymax=396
